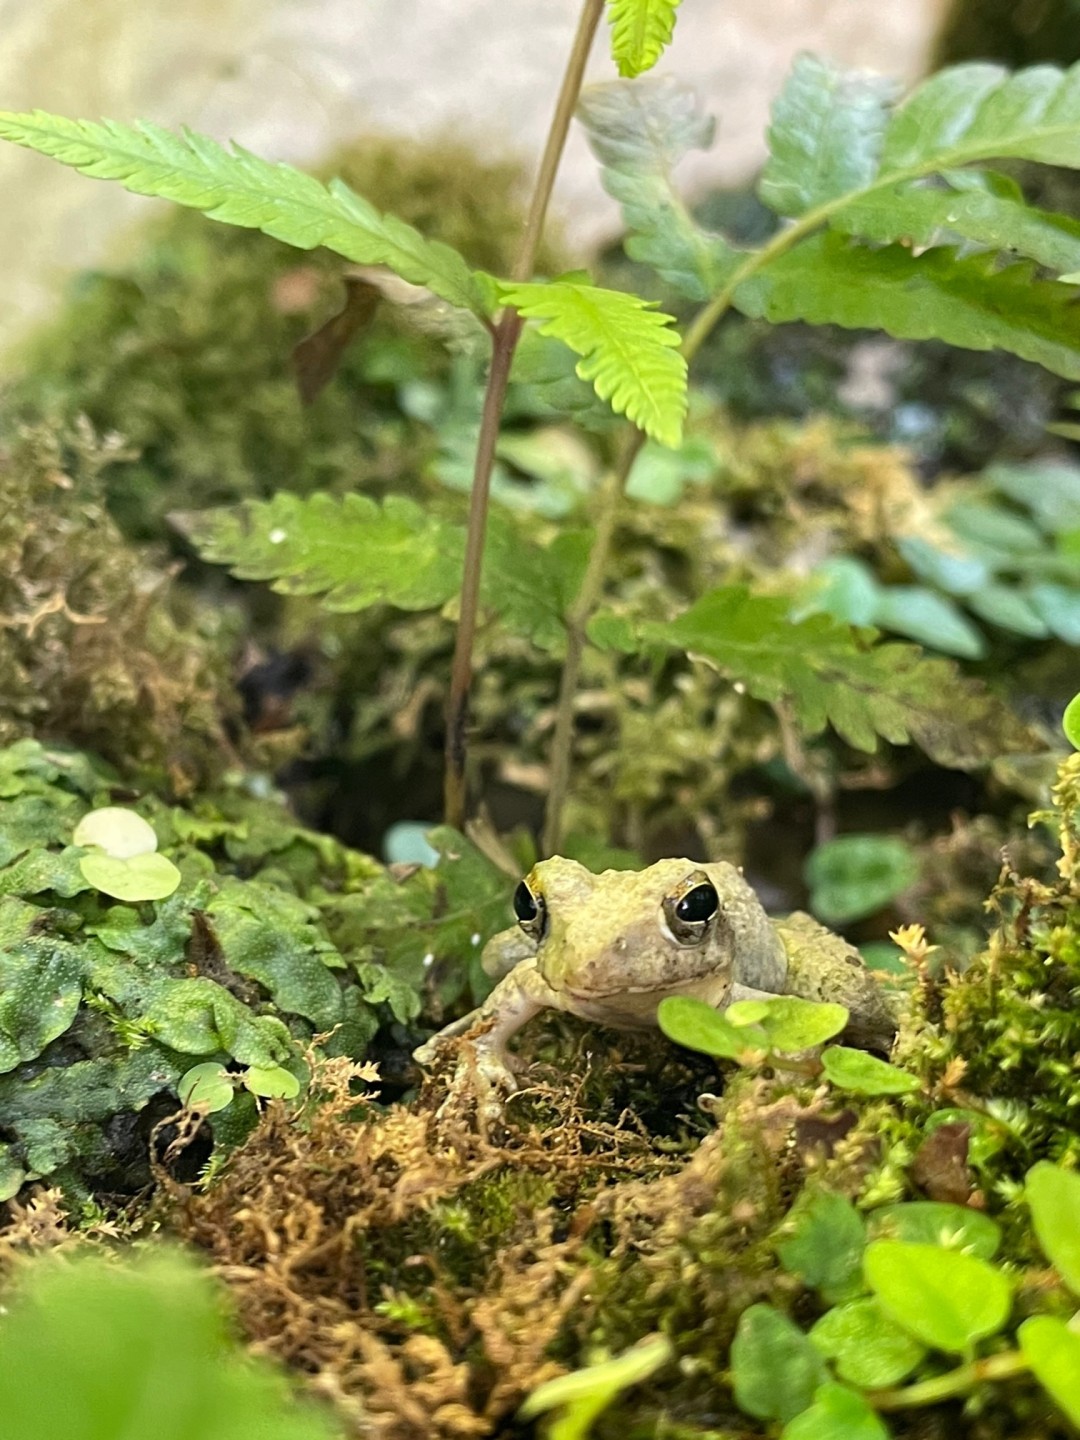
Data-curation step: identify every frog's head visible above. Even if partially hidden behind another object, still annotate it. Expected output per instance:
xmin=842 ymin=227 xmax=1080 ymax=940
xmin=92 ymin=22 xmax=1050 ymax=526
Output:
xmin=511 ymin=855 xmax=741 ymax=1000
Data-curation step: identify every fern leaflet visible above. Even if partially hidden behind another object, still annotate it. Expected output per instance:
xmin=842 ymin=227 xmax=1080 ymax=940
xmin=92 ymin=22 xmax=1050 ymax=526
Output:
xmin=499 ymin=280 xmax=686 ymax=447
xmin=607 ymin=0 xmax=683 ymax=78
xmin=0 ymin=111 xmax=494 ymax=316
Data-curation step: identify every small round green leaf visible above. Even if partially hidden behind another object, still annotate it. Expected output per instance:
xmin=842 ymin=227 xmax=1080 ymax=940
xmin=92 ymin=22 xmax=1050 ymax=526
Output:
xmin=1026 ymin=1162 xmax=1080 ymax=1295
xmin=79 ymin=851 xmax=181 ymax=903
xmin=864 ymin=1241 xmax=1012 ymax=1352
xmin=821 ymin=1047 xmax=919 ymax=1096
xmin=177 ymin=1063 xmax=234 ymax=1114
xmin=1064 ymin=692 xmax=1080 ymax=750
xmin=777 ymin=1192 xmax=866 ymax=1304
xmin=805 ymin=835 xmax=919 ymax=925
xmin=1019 ymin=1316 xmax=1080 ymax=1426
xmin=867 ymin=1202 xmax=1001 ymax=1261
xmin=756 ymin=997 xmax=849 ymax=1053
xmin=658 ymin=995 xmax=767 ymax=1061
xmin=242 ymin=1065 xmax=301 ymax=1100
xmin=73 ymin=807 xmax=158 ymax=859
xmin=810 ymin=1299 xmax=926 ymax=1387
xmin=731 ymin=1304 xmax=828 ymax=1423
xmin=780 ymin=1382 xmax=891 ymax=1440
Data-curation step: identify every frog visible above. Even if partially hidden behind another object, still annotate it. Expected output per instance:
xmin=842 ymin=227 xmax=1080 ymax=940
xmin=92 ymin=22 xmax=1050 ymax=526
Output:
xmin=413 ymin=856 xmax=898 ymax=1110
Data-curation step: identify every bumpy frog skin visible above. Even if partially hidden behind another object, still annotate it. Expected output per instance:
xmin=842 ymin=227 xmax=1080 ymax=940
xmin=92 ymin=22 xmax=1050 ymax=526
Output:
xmin=414 ymin=856 xmax=896 ymax=1106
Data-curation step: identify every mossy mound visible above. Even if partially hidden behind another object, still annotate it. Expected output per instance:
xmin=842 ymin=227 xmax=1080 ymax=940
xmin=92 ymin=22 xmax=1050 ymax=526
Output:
xmin=145 ymin=757 xmax=1080 ymax=1439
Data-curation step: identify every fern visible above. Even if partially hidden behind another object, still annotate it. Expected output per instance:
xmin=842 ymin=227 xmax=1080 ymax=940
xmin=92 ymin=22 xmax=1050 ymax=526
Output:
xmin=0 ymin=111 xmax=493 ymax=316
xmin=578 ymin=78 xmax=741 ymax=300
xmin=606 ymin=0 xmax=683 ymax=79
xmin=834 ymin=171 xmax=1080 ymax=277
xmin=736 ymin=234 xmax=1080 ymax=380
xmin=171 ymin=494 xmax=465 ymax=612
xmin=590 ymin=586 xmax=1033 ymax=766
xmin=172 ymin=493 xmax=585 ymax=648
xmin=498 ymin=280 xmax=687 ymax=447
xmin=759 ymin=53 xmax=895 ymax=218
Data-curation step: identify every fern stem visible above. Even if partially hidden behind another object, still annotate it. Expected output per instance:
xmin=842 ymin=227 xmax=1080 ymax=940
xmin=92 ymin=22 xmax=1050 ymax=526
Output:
xmin=542 ymin=427 xmax=646 ymax=856
xmin=443 ymin=0 xmax=606 ymax=830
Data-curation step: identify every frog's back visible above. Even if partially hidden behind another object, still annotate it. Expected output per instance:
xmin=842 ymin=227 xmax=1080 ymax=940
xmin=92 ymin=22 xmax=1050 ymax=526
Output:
xmin=773 ymin=911 xmax=899 ymax=1051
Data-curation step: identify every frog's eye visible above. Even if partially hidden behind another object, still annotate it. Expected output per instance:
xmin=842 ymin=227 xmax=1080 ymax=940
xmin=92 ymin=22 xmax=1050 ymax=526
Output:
xmin=664 ymin=874 xmax=719 ymax=945
xmin=513 ymin=878 xmax=547 ymax=940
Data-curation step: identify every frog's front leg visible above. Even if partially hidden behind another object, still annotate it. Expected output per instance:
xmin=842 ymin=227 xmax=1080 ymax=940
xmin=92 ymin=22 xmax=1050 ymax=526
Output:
xmin=413 ymin=957 xmax=561 ymax=1118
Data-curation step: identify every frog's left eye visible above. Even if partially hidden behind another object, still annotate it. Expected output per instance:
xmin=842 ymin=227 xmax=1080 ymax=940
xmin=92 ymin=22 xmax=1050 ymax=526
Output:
xmin=664 ymin=874 xmax=719 ymax=944
xmin=513 ymin=878 xmax=547 ymax=940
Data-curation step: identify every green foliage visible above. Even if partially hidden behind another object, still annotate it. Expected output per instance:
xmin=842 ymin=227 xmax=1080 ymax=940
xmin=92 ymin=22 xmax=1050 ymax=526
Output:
xmin=657 ymin=993 xmax=848 ymax=1066
xmin=809 ymin=1302 xmax=926 ymax=1388
xmin=805 ymin=835 xmax=920 ymax=925
xmin=0 ymin=111 xmax=493 ymax=316
xmin=606 ymin=0 xmax=683 ymax=78
xmin=731 ymin=1304 xmax=829 ymax=1423
xmin=498 ymin=279 xmax=686 ymax=446
xmin=578 ymin=77 xmax=738 ymax=300
xmin=172 ymin=493 xmax=465 ymax=612
xmin=866 ymin=1202 xmax=1001 ymax=1260
xmin=819 ymin=1047 xmax=919 ymax=1096
xmin=518 ymin=1335 xmax=671 ymax=1438
xmin=759 ymin=54 xmax=894 ymax=218
xmin=0 ymin=1250 xmax=343 ymax=1440
xmin=781 ymin=1384 xmax=889 ymax=1440
xmin=776 ymin=1191 xmax=866 ymax=1305
xmin=806 ymin=458 xmax=1080 ymax=657
xmin=1025 ymin=1161 xmax=1080 ymax=1293
xmin=863 ymin=1241 xmax=1013 ymax=1352
xmin=1019 ymin=1318 xmax=1080 ymax=1427
xmin=0 ymin=738 xmax=509 ymax=1198
xmin=593 ymin=584 xmax=1029 ymax=765
xmin=737 ymin=234 xmax=1080 ymax=379
xmin=80 ymin=849 xmax=182 ymax=902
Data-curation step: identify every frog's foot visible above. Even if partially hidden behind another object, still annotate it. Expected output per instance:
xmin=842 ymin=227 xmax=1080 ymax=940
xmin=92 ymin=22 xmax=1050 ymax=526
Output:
xmin=413 ymin=1019 xmax=523 ymax=1135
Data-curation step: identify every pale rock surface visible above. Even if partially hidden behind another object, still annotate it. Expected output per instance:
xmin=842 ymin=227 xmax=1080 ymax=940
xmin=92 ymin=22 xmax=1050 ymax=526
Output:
xmin=0 ymin=0 xmax=948 ymax=351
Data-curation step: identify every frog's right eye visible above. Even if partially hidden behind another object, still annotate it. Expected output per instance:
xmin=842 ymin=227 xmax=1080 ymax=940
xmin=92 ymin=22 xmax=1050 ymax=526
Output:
xmin=513 ymin=879 xmax=547 ymax=939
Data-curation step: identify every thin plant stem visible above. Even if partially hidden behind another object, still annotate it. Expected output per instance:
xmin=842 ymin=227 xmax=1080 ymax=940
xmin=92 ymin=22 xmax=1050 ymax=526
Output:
xmin=443 ymin=0 xmax=605 ymax=829
xmin=871 ymin=1350 xmax=1030 ymax=1411
xmin=541 ymin=427 xmax=645 ymax=855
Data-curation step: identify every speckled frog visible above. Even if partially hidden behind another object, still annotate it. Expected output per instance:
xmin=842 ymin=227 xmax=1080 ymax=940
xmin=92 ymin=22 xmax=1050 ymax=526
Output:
xmin=414 ymin=856 xmax=897 ymax=1104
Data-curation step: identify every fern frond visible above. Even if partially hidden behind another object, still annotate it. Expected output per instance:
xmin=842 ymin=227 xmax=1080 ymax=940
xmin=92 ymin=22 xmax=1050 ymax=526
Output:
xmin=0 ymin=111 xmax=493 ymax=316
xmin=499 ymin=280 xmax=686 ymax=447
xmin=592 ymin=586 xmax=1033 ymax=766
xmin=578 ymin=78 xmax=741 ymax=300
xmin=171 ymin=493 xmax=465 ymax=612
xmin=760 ymin=54 xmax=896 ymax=217
xmin=606 ymin=0 xmax=683 ymax=78
xmin=737 ymin=233 xmax=1080 ymax=379
xmin=835 ymin=171 xmax=1080 ymax=277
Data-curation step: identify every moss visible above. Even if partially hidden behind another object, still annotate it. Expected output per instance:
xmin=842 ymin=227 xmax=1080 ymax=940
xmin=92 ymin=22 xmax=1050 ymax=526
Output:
xmin=0 ymin=419 xmax=238 ymax=791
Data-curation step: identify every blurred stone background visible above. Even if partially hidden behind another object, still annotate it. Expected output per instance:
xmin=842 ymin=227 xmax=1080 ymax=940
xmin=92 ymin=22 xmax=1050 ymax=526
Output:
xmin=0 ymin=0 xmax=950 ymax=350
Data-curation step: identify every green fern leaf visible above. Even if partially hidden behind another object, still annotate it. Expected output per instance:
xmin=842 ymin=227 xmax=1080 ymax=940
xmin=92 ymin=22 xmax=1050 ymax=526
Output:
xmin=170 ymin=493 xmax=465 ymax=612
xmin=578 ymin=78 xmax=742 ymax=300
xmin=737 ymin=233 xmax=1080 ymax=378
xmin=835 ymin=170 xmax=1080 ymax=277
xmin=760 ymin=54 xmax=896 ymax=218
xmin=882 ymin=60 xmax=1080 ymax=171
xmin=607 ymin=0 xmax=683 ymax=78
xmin=498 ymin=280 xmax=686 ymax=447
xmin=590 ymin=586 xmax=1033 ymax=765
xmin=0 ymin=111 xmax=493 ymax=316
